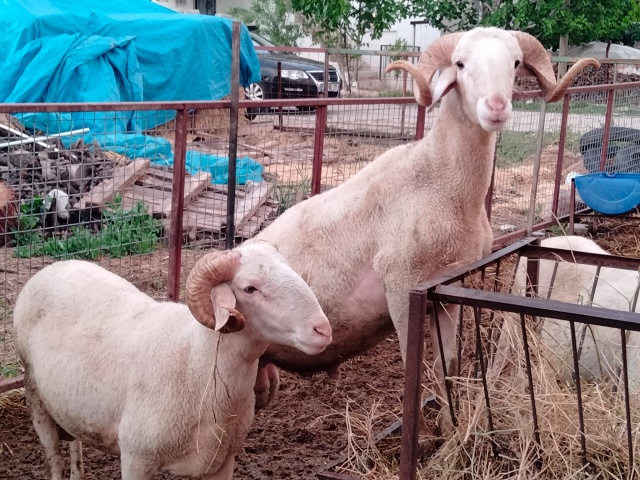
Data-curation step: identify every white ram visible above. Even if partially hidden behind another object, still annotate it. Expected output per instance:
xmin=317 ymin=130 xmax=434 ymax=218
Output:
xmin=13 ymin=243 xmax=332 ymax=480
xmin=246 ymin=27 xmax=599 ymax=423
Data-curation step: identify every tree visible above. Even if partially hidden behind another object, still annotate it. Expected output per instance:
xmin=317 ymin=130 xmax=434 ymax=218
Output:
xmin=228 ymin=0 xmax=307 ymax=47
xmin=290 ymin=0 xmax=414 ymax=47
xmin=411 ymin=0 xmax=640 ymax=51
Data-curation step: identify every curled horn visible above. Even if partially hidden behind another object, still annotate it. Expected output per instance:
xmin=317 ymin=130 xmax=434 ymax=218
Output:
xmin=511 ymin=31 xmax=601 ymax=103
xmin=385 ymin=32 xmax=464 ymax=107
xmin=185 ymin=250 xmax=245 ymax=329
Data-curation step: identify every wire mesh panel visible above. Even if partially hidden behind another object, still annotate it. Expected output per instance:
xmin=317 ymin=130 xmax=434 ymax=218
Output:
xmin=0 ymin=107 xmax=181 ymax=382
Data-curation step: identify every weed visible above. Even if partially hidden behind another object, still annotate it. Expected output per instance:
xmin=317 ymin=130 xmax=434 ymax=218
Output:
xmin=496 ymin=129 xmax=581 ymax=167
xmin=13 ymin=194 xmax=162 ymax=259
xmin=0 ymin=363 xmax=18 ymax=378
xmin=272 ymin=177 xmax=311 ymax=215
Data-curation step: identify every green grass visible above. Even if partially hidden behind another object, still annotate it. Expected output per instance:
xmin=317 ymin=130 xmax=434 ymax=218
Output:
xmin=378 ymin=90 xmax=405 ymax=98
xmin=496 ymin=129 xmax=582 ymax=168
xmin=0 ymin=363 xmax=19 ymax=378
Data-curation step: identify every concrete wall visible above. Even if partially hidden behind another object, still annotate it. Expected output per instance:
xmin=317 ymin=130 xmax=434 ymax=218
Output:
xmin=151 ymin=0 xmax=251 ymax=14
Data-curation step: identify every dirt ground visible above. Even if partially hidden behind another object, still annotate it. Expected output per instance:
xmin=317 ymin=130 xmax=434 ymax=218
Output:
xmin=0 ymin=339 xmax=404 ymax=480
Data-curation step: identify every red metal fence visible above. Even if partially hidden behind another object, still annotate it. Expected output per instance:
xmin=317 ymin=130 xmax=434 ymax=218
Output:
xmin=0 ymin=73 xmax=639 ymax=395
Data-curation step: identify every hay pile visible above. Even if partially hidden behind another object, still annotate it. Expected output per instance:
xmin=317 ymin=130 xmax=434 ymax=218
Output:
xmin=336 ymin=310 xmax=640 ymax=479
xmin=334 ymin=242 xmax=640 ymax=480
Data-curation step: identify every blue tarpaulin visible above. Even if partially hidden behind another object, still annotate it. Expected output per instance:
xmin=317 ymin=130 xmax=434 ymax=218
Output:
xmin=0 ymin=0 xmax=265 ymax=184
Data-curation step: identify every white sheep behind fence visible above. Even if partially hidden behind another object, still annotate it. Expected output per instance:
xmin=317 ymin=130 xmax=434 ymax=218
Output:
xmin=13 ymin=243 xmax=332 ymax=480
xmin=492 ymin=235 xmax=640 ymax=393
xmin=246 ymin=27 xmax=599 ymax=433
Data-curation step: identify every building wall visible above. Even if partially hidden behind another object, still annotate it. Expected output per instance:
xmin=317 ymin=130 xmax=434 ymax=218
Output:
xmin=151 ymin=0 xmax=198 ymax=13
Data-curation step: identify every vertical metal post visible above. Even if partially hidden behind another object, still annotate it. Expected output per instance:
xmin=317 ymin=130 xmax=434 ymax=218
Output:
xmin=225 ymin=21 xmax=241 ymax=250
xmin=400 ymin=68 xmax=407 ymax=137
xmin=311 ymin=105 xmax=327 ymax=195
xmin=520 ymin=313 xmax=541 ymax=447
xmin=323 ymin=51 xmax=330 ymax=98
xmin=167 ymin=108 xmax=188 ymax=302
xmin=599 ymin=88 xmax=616 ymax=172
xmin=552 ymin=94 xmax=571 ymax=216
xmin=620 ymin=329 xmax=634 ymax=472
xmin=415 ymin=105 xmax=426 ymax=141
xmin=527 ymin=100 xmax=547 ymax=234
xmin=569 ymin=321 xmax=587 ymax=467
xmin=399 ymin=291 xmax=427 ymax=480
xmin=569 ymin=178 xmax=576 ymax=234
xmin=277 ymin=61 xmax=283 ymax=128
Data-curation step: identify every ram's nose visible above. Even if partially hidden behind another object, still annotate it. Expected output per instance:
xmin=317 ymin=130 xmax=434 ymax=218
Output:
xmin=313 ymin=320 xmax=332 ymax=341
xmin=485 ymin=94 xmax=507 ymax=113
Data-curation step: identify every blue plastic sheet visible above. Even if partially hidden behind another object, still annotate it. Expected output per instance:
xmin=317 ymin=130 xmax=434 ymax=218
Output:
xmin=1 ymin=0 xmax=264 ymax=185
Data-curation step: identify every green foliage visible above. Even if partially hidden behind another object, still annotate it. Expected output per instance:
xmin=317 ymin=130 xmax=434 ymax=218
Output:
xmin=0 ymin=363 xmax=19 ymax=378
xmin=291 ymin=0 xmax=413 ymax=47
xmin=229 ymin=0 xmax=307 ymax=47
xmin=13 ymin=194 xmax=162 ymax=260
xmin=389 ymin=38 xmax=412 ymax=80
xmin=411 ymin=0 xmax=640 ymax=50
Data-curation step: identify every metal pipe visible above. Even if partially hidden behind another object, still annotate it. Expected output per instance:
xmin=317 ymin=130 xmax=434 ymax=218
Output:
xmin=225 ymin=21 xmax=241 ymax=250
xmin=620 ymin=328 xmax=634 ymax=472
xmin=167 ymin=108 xmax=188 ymax=302
xmin=485 ymin=140 xmax=498 ymax=224
xmin=552 ymin=94 xmax=571 ymax=216
xmin=277 ymin=61 xmax=283 ymax=128
xmin=474 ymin=306 xmax=495 ymax=433
xmin=569 ymin=178 xmax=576 ymax=234
xmin=415 ymin=105 xmax=426 ymax=140
xmin=399 ymin=291 xmax=427 ymax=480
xmin=432 ymin=302 xmax=457 ymax=427
xmin=0 ymin=128 xmax=89 ymax=148
xmin=0 ymin=375 xmax=24 ymax=394
xmin=599 ymin=88 xmax=616 ymax=172
xmin=323 ymin=52 xmax=330 ymax=99
xmin=569 ymin=321 xmax=588 ymax=467
xmin=520 ymin=313 xmax=541 ymax=446
xmin=311 ymin=105 xmax=327 ymax=195
xmin=526 ymin=101 xmax=547 ymax=234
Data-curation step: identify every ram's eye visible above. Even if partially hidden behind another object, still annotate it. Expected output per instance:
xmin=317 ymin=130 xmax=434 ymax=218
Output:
xmin=455 ymin=61 xmax=464 ymax=70
xmin=243 ymin=286 xmax=257 ymax=294
xmin=515 ymin=60 xmax=521 ymax=68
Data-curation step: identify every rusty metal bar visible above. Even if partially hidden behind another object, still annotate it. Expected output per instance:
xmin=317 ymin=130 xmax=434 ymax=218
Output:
xmin=311 ymin=105 xmax=327 ymax=195
xmin=521 ymin=245 xmax=640 ymax=271
xmin=432 ymin=302 xmax=457 ymax=428
xmin=527 ymin=101 xmax=547 ymax=233
xmin=569 ymin=321 xmax=588 ymax=467
xmin=474 ymin=306 xmax=495 ymax=433
xmin=525 ymin=251 xmax=540 ymax=299
xmin=277 ymin=61 xmax=283 ymax=129
xmin=0 ymin=375 xmax=24 ymax=394
xmin=621 ymin=328 xmax=634 ymax=471
xmin=520 ymin=313 xmax=542 ymax=446
xmin=430 ymin=286 xmax=640 ymax=331
xmin=415 ymin=105 xmax=426 ymax=140
xmin=0 ymin=81 xmax=636 ymax=114
xmin=552 ymin=94 xmax=571 ymax=215
xmin=599 ymin=88 xmax=616 ymax=172
xmin=225 ymin=21 xmax=241 ymax=250
xmin=399 ymin=291 xmax=427 ymax=480
xmin=569 ymin=179 xmax=576 ymax=234
xmin=323 ymin=53 xmax=330 ymax=99
xmin=167 ymin=107 xmax=188 ymax=302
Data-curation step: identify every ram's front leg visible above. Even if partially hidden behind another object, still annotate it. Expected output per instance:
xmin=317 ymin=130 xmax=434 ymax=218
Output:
xmin=254 ymin=358 xmax=279 ymax=410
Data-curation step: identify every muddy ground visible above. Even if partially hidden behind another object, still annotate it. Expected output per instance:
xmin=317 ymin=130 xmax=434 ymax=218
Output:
xmin=0 ymin=336 xmax=405 ymax=480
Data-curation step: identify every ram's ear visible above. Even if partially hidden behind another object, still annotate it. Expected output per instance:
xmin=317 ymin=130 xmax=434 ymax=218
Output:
xmin=210 ymin=284 xmax=245 ymax=333
xmin=429 ymin=66 xmax=457 ymax=112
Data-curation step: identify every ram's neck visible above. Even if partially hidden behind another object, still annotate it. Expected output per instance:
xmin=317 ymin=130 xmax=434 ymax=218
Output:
xmin=189 ymin=324 xmax=268 ymax=383
xmin=426 ymin=91 xmax=497 ymax=201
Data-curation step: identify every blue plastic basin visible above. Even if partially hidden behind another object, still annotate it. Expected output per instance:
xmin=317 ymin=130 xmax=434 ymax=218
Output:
xmin=574 ymin=172 xmax=640 ymax=215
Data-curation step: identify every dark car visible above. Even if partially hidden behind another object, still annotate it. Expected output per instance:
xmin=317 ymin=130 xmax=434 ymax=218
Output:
xmin=245 ymin=32 xmax=342 ymax=118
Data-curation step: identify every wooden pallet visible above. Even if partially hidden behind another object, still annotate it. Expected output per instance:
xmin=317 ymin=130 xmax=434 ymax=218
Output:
xmin=76 ymin=161 xmax=277 ymax=240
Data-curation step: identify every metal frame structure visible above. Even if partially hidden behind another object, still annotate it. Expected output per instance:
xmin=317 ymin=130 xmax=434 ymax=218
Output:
xmin=398 ymin=237 xmax=640 ymax=480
